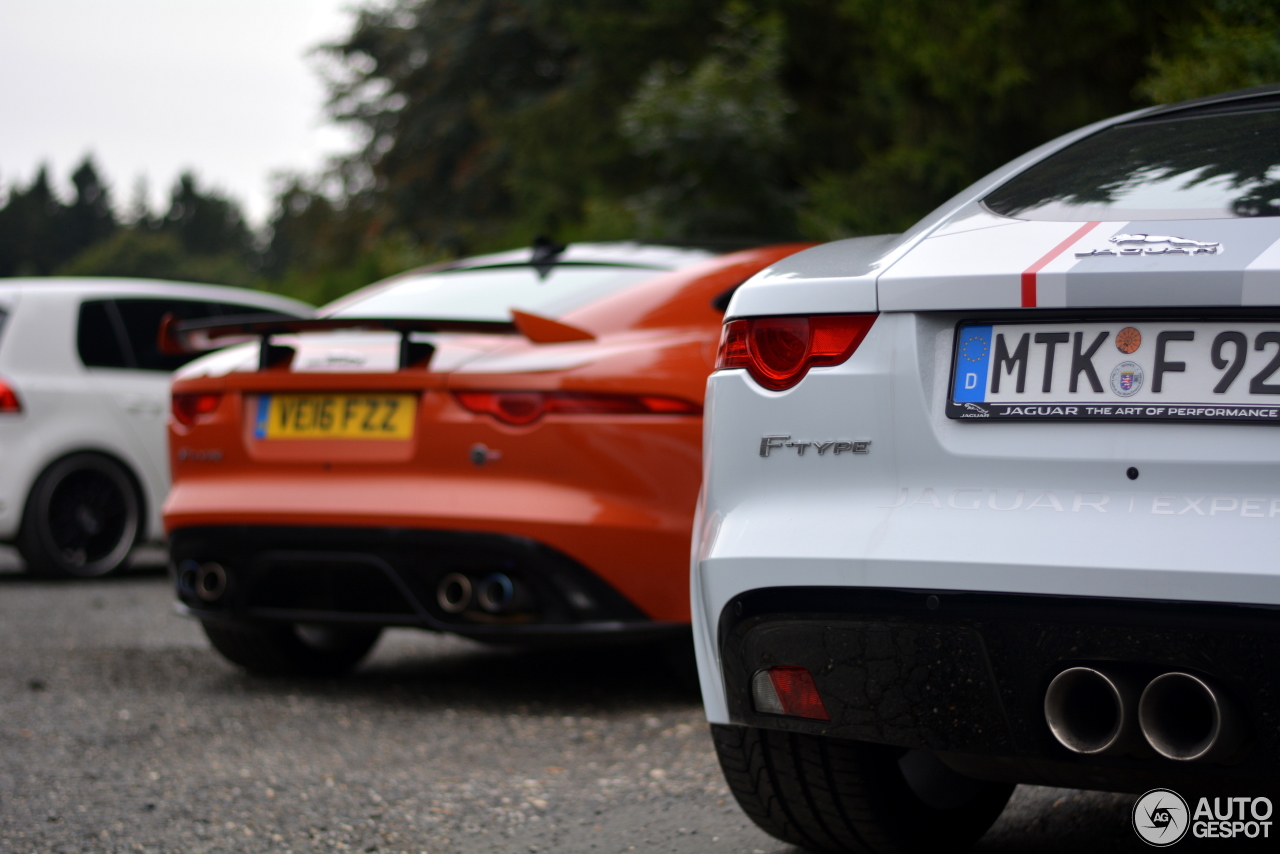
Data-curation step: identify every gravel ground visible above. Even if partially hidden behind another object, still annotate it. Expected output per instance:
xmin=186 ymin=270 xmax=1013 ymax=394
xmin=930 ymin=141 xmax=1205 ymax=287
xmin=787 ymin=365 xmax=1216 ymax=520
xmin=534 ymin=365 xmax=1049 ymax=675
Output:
xmin=0 ymin=558 xmax=1145 ymax=853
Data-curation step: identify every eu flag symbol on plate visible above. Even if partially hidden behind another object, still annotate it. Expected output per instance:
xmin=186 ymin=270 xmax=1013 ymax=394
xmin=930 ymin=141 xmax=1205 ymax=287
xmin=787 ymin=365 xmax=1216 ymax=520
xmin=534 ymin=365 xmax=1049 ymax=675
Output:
xmin=952 ymin=325 xmax=992 ymax=402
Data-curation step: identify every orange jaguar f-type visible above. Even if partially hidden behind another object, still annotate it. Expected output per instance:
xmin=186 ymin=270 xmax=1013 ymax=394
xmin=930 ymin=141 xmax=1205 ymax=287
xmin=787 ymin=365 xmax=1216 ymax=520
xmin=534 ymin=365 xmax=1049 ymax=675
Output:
xmin=163 ymin=241 xmax=808 ymax=675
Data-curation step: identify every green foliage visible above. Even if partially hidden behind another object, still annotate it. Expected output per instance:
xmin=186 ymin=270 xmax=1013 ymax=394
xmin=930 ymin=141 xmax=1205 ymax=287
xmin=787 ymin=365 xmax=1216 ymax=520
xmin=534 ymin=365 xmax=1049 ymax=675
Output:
xmin=158 ymin=173 xmax=254 ymax=261
xmin=793 ymin=0 xmax=1199 ymax=237
xmin=0 ymin=163 xmax=260 ymax=285
xmin=56 ymin=171 xmax=259 ymax=287
xmin=5 ymin=0 xmax=1277 ymax=307
xmin=325 ymin=0 xmax=576 ymax=249
xmin=324 ymin=0 xmax=1222 ymax=248
xmin=324 ymin=0 xmax=732 ymax=250
xmin=1140 ymin=0 xmax=1280 ymax=103
xmin=0 ymin=157 xmax=118 ymax=277
xmin=618 ymin=4 xmax=796 ymax=238
xmin=64 ymin=159 xmax=118 ymax=258
xmin=263 ymin=233 xmax=436 ymax=306
xmin=260 ymin=176 xmax=437 ymax=305
xmin=58 ymin=230 xmax=254 ymax=287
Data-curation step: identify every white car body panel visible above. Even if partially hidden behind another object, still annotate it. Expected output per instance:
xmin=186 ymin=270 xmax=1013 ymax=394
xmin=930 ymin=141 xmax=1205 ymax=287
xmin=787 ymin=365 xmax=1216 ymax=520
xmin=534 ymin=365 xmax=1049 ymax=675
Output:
xmin=0 ymin=279 xmax=309 ymax=544
xmin=694 ymin=314 xmax=1280 ymax=721
xmin=724 ymin=236 xmax=891 ymax=318
xmin=693 ymin=87 xmax=1280 ymax=731
xmin=879 ymin=217 xmax=1280 ymax=310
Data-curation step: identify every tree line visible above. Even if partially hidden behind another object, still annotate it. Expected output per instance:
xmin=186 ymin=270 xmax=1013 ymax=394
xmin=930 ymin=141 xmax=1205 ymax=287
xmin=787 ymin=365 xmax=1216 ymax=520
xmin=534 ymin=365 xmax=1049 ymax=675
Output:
xmin=3 ymin=0 xmax=1278 ymax=306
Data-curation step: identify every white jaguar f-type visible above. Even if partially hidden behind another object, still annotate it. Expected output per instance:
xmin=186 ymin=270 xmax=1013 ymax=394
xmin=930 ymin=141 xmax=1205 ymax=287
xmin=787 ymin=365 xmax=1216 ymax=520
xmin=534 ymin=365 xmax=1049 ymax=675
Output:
xmin=694 ymin=84 xmax=1280 ymax=851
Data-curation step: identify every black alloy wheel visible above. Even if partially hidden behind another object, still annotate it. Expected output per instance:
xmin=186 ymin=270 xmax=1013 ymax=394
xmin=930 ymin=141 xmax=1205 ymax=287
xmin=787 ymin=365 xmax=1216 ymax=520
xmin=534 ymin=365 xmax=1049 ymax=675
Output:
xmin=18 ymin=453 xmax=141 ymax=579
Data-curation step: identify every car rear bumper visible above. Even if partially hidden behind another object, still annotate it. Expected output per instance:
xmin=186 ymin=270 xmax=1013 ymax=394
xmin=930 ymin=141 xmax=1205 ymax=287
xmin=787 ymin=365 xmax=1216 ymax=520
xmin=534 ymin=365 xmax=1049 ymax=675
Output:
xmin=717 ymin=586 xmax=1280 ymax=791
xmin=169 ymin=525 xmax=685 ymax=642
xmin=165 ymin=473 xmax=694 ymax=622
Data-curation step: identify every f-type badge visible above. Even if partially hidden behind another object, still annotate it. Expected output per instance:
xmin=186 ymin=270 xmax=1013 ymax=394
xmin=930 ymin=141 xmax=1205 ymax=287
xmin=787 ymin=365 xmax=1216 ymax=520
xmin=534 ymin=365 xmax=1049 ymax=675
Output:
xmin=760 ymin=435 xmax=870 ymax=457
xmin=1076 ymin=233 xmax=1221 ymax=257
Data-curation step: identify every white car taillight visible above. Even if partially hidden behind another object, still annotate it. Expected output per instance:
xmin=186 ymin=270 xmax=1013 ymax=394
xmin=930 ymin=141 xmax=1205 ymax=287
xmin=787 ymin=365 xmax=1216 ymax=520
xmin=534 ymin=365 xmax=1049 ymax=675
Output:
xmin=715 ymin=314 xmax=877 ymax=391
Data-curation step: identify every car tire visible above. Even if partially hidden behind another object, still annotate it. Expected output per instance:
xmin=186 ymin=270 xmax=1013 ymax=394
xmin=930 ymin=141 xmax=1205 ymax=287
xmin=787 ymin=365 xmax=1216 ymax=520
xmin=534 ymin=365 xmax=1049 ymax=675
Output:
xmin=17 ymin=453 xmax=142 ymax=579
xmin=711 ymin=724 xmax=1013 ymax=854
xmin=201 ymin=621 xmax=382 ymax=677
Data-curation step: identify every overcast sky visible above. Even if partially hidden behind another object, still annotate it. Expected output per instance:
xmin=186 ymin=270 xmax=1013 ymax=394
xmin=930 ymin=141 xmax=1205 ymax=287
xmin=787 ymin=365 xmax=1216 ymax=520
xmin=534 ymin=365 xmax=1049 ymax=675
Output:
xmin=0 ymin=0 xmax=365 ymax=225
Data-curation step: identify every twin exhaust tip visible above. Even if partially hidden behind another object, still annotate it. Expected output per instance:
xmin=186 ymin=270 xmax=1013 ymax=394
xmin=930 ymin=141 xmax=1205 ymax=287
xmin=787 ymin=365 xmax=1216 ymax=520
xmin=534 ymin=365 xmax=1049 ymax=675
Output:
xmin=177 ymin=560 xmax=228 ymax=603
xmin=1139 ymin=672 xmax=1243 ymax=762
xmin=1043 ymin=667 xmax=1140 ymax=756
xmin=436 ymin=571 xmax=531 ymax=615
xmin=1044 ymin=666 xmax=1244 ymax=763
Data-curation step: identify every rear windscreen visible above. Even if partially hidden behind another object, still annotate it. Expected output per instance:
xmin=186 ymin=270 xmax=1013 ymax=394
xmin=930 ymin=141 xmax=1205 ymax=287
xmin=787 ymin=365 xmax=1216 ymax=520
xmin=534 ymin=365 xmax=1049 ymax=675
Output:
xmin=329 ymin=265 xmax=663 ymax=322
xmin=984 ymin=106 xmax=1280 ymax=221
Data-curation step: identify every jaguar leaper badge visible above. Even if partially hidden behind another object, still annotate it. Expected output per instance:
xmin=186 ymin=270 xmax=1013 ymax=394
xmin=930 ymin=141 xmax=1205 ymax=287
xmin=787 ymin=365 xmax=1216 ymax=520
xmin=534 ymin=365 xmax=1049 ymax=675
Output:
xmin=1076 ymin=233 xmax=1221 ymax=258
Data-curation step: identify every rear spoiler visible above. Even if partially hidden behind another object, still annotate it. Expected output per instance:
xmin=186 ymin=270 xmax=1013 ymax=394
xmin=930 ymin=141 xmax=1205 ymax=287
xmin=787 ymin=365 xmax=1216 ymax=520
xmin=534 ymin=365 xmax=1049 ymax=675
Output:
xmin=158 ymin=313 xmax=519 ymax=371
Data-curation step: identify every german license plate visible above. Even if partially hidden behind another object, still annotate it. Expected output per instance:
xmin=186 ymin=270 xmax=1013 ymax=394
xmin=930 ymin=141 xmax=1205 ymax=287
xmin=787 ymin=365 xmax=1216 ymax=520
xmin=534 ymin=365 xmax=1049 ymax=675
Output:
xmin=254 ymin=394 xmax=417 ymax=439
xmin=948 ymin=321 xmax=1280 ymax=423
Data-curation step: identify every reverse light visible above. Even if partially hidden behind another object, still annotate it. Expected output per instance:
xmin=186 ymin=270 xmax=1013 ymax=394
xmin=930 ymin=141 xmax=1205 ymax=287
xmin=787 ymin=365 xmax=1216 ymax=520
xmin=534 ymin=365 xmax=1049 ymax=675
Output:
xmin=716 ymin=314 xmax=877 ymax=390
xmin=0 ymin=377 xmax=20 ymax=413
xmin=453 ymin=391 xmax=701 ymax=426
xmin=172 ymin=392 xmax=223 ymax=427
xmin=752 ymin=666 xmax=830 ymax=721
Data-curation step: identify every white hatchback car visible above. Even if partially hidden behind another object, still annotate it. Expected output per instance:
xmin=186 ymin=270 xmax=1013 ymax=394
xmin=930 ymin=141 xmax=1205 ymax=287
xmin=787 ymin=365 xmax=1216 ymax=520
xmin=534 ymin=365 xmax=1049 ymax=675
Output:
xmin=695 ymin=85 xmax=1280 ymax=851
xmin=0 ymin=278 xmax=309 ymax=578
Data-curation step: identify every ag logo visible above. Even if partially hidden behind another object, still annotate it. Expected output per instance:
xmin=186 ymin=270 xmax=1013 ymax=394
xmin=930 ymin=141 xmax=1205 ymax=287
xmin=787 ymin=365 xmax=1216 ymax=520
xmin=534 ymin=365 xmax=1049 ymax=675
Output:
xmin=1133 ymin=788 xmax=1190 ymax=846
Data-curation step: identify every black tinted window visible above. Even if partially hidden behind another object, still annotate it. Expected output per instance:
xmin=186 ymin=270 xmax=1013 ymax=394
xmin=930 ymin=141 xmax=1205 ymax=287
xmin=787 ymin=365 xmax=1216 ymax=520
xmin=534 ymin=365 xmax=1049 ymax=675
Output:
xmin=985 ymin=106 xmax=1280 ymax=221
xmin=118 ymin=300 xmax=202 ymax=372
xmin=77 ymin=300 xmax=130 ymax=368
xmin=79 ymin=298 xmax=281 ymax=372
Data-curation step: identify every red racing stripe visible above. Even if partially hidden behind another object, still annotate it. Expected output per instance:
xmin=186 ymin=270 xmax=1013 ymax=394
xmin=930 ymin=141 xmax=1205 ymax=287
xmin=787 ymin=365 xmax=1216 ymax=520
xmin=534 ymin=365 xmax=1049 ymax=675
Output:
xmin=1020 ymin=221 xmax=1101 ymax=307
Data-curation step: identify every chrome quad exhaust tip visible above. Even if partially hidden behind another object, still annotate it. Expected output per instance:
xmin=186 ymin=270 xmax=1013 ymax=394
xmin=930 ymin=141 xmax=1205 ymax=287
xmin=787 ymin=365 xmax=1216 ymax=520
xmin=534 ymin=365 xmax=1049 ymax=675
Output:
xmin=1138 ymin=672 xmax=1244 ymax=763
xmin=1044 ymin=666 xmax=1141 ymax=755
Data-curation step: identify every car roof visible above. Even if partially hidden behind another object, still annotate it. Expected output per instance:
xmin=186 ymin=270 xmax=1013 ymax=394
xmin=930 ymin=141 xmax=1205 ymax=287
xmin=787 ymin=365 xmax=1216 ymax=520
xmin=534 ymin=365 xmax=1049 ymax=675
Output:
xmin=1136 ymin=82 xmax=1280 ymax=122
xmin=441 ymin=242 xmax=718 ymax=272
xmin=0 ymin=277 xmax=312 ymax=315
xmin=319 ymin=242 xmax=721 ymax=316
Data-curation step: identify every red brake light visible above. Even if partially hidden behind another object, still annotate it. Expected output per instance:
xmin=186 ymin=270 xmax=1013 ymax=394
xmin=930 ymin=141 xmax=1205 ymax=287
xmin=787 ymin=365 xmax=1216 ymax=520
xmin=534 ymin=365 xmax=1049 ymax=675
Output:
xmin=752 ymin=666 xmax=830 ymax=721
xmin=716 ymin=314 xmax=877 ymax=390
xmin=454 ymin=391 xmax=701 ymax=426
xmin=0 ymin=378 xmax=20 ymax=413
xmin=172 ymin=392 xmax=222 ymax=427
xmin=457 ymin=391 xmax=545 ymax=425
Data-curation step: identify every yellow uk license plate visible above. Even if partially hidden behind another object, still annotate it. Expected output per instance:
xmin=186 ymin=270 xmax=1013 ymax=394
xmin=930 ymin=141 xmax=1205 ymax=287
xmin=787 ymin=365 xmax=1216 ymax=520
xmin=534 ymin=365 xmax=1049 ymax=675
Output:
xmin=254 ymin=394 xmax=417 ymax=440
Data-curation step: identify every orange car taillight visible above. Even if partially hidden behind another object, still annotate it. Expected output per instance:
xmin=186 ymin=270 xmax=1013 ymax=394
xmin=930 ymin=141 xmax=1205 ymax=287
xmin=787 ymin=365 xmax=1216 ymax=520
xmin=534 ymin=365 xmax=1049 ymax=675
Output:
xmin=172 ymin=392 xmax=222 ymax=427
xmin=715 ymin=314 xmax=878 ymax=391
xmin=0 ymin=378 xmax=20 ymax=413
xmin=453 ymin=391 xmax=701 ymax=426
